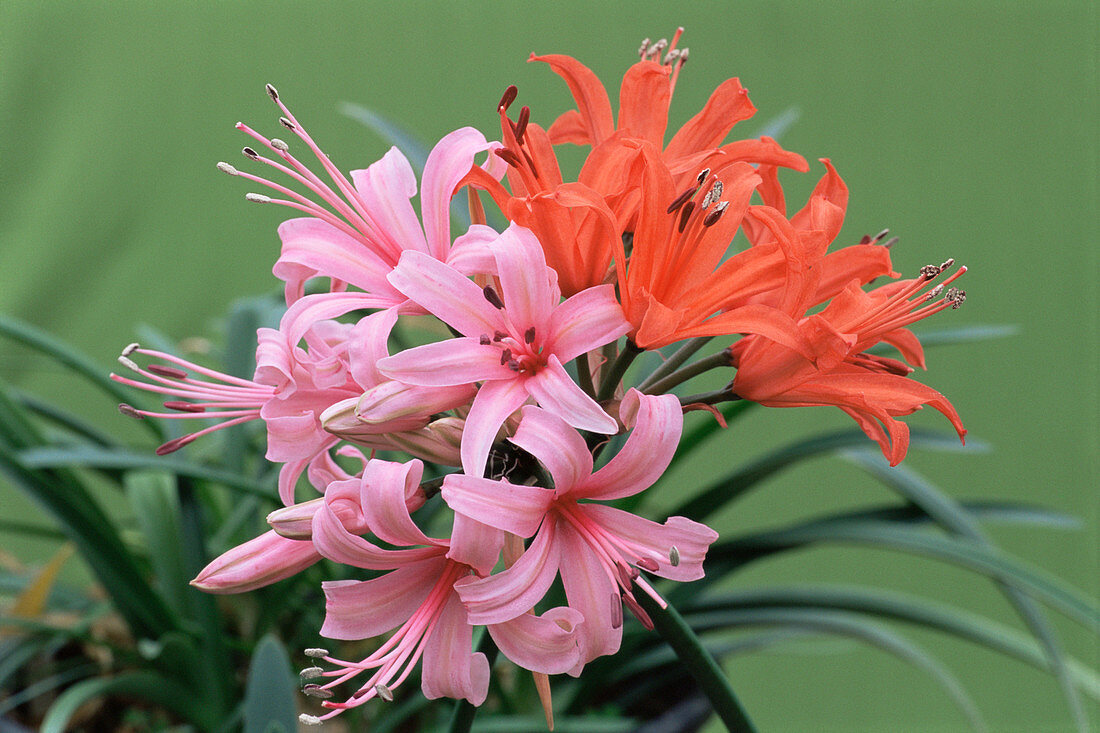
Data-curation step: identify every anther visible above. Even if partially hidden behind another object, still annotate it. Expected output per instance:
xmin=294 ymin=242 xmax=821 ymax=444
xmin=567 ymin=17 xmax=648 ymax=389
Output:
xmin=118 ymin=403 xmax=143 ymax=419
xmin=375 ymin=683 xmax=394 ymax=702
xmin=882 ymin=236 xmax=899 ymax=249
xmin=610 ymin=592 xmax=623 ymax=629
xmin=270 ymin=138 xmax=289 ymax=152
xmin=638 ymin=38 xmax=651 ymax=59
xmin=664 ymin=48 xmax=680 ymax=65
xmin=483 ymin=286 xmax=505 ymax=309
xmin=303 ymin=684 xmax=334 ymax=699
xmin=279 ymin=116 xmax=296 ymax=131
xmin=498 ymin=85 xmax=518 ymax=112
xmin=500 ymin=348 xmax=513 ymax=366
xmin=118 ymin=355 xmax=140 ymax=372
xmin=493 ymin=147 xmax=521 ymax=167
xmin=650 ymin=38 xmax=668 ymax=57
xmin=300 ymin=666 xmax=324 ymax=680
xmin=669 ymin=546 xmax=681 ymax=567
xmin=156 ymin=435 xmax=195 ymax=456
xmin=945 ymin=288 xmax=966 ymax=309
xmin=616 ymin=561 xmax=636 ymax=589
xmin=667 ymin=185 xmax=697 ymax=214
xmin=265 ymin=83 xmax=279 ymax=101
xmin=299 ymin=714 xmax=322 ymax=726
xmin=147 ymin=364 xmax=189 ymax=379
xmin=122 ymin=343 xmax=140 ymax=357
xmin=939 ymin=258 xmax=955 ymax=271
xmin=696 ymin=168 xmax=711 ymax=184
xmin=480 ymin=334 xmax=491 ymax=346
xmin=493 ymin=331 xmax=507 ymax=342
xmin=514 ymin=106 xmax=531 ymax=142
xmin=678 ymin=47 xmax=689 ymax=64
xmin=524 ymin=326 xmax=536 ymax=344
xmin=925 ymin=284 xmax=945 ymax=301
xmin=703 ymin=200 xmax=729 ymax=227
xmin=506 ymin=359 xmax=521 ymax=372
xmin=216 ymin=162 xmax=239 ymax=176
xmin=636 ymin=557 xmax=659 ymax=572
xmin=304 ymin=648 xmax=329 ymax=658
xmin=242 ymin=147 xmax=260 ymax=160
xmin=873 ymin=228 xmax=890 ymax=242
xmin=678 ymin=200 xmax=695 ymax=233
xmin=919 ymin=264 xmax=941 ymax=279
xmin=245 ymin=193 xmax=272 ymax=203
xmin=164 ymin=401 xmax=206 ymax=413
xmin=622 ymin=592 xmax=654 ymax=630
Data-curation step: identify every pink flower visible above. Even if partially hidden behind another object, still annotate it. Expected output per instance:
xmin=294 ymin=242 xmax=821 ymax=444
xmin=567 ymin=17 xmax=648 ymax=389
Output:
xmin=223 ymin=85 xmax=507 ymax=339
xmin=297 ymin=458 xmax=583 ymax=720
xmin=377 ymin=223 xmax=631 ymax=476
xmin=190 ymin=529 xmax=320 ymax=594
xmin=441 ymin=390 xmax=718 ymax=668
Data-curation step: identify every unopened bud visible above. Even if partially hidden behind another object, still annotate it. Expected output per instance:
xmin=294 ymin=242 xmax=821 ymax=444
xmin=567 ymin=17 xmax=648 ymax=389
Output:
xmin=267 ymin=498 xmax=323 ymax=540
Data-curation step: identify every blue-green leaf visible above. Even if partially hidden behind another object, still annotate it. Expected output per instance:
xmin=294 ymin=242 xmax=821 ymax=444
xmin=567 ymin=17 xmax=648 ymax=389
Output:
xmin=243 ymin=634 xmax=298 ymax=733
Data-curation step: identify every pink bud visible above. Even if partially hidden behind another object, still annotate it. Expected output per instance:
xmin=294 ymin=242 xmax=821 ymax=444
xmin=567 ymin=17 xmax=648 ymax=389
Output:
xmin=191 ymin=530 xmax=320 ymax=594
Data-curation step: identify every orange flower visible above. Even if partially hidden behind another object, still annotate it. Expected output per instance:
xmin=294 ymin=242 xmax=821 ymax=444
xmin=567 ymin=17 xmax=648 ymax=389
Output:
xmin=731 ymin=263 xmax=968 ymax=465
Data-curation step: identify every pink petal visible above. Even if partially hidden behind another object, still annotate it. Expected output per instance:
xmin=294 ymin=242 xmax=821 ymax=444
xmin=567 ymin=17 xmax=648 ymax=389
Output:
xmin=579 ymin=504 xmax=718 ymax=582
xmin=545 ymin=284 xmax=630 ymax=364
xmin=273 ymin=217 xmax=398 ymax=304
xmin=459 ymin=377 xmax=530 ymax=477
xmin=509 ymin=405 xmax=593 ymax=495
xmin=359 ymin=459 xmax=440 ymax=548
xmin=455 ymin=520 xmax=561 ymax=625
xmin=388 ymin=250 xmax=504 ymax=337
xmin=421 ymin=591 xmax=491 ymax=705
xmin=347 ymin=308 xmax=399 ymax=388
xmin=446 ymin=224 xmax=500 ymax=277
xmin=350 ymin=146 xmax=428 ymax=264
xmin=578 ymin=390 xmax=681 ymax=501
xmin=489 ymin=225 xmax=559 ymax=330
xmin=377 ymin=338 xmax=513 ymax=387
xmin=557 ymin=521 xmax=622 ymax=664
xmin=422 ymin=127 xmax=492 ymax=261
xmin=526 ymin=355 xmax=617 ymax=434
xmin=312 ymin=498 xmax=441 ymax=570
xmin=320 ymin=556 xmax=448 ymax=640
xmin=446 ymin=513 xmax=505 ymax=576
xmin=442 ymin=473 xmax=553 ymax=538
xmin=488 ymin=606 xmax=585 ymax=675
xmin=280 ymin=291 xmax=395 ymax=348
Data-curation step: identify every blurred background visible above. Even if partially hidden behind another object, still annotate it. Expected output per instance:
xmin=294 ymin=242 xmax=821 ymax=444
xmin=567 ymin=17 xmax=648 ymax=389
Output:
xmin=1 ymin=1 xmax=1095 ymax=730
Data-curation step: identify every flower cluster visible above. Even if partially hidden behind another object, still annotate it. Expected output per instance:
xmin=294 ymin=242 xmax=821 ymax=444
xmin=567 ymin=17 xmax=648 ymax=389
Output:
xmin=113 ymin=28 xmax=966 ymax=723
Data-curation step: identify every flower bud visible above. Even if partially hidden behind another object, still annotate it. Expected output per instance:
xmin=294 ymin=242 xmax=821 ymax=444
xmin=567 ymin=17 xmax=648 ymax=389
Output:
xmin=267 ymin=497 xmax=323 ymax=540
xmin=387 ymin=417 xmax=464 ymax=466
xmin=191 ymin=530 xmax=320 ymax=594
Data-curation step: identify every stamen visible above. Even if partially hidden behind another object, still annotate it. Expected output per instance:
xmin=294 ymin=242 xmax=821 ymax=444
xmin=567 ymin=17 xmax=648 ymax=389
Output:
xmin=479 ymin=334 xmax=491 ymax=346
xmin=216 ymin=162 xmax=238 ymax=176
xmin=303 ymin=684 xmax=334 ymax=699
xmin=300 ymin=666 xmax=325 ymax=680
xmin=493 ymin=331 xmax=507 ymax=342
xmin=279 ymin=116 xmax=296 ymax=131
xmin=667 ymin=185 xmax=697 ymax=213
xmin=635 ymin=557 xmax=659 ymax=572
xmin=622 ymin=592 xmax=654 ymax=630
xmin=122 ymin=343 xmax=140 ymax=357
xmin=493 ymin=147 xmax=521 ymax=167
xmin=514 ymin=106 xmax=531 ymax=142
xmin=245 ymin=193 xmax=272 ymax=203
xmin=925 ymin=284 xmax=945 ymax=301
xmin=498 ymin=85 xmax=518 ymax=112
xmin=703 ymin=200 xmax=729 ymax=227
xmin=156 ymin=435 xmax=196 ymax=456
xmin=873 ymin=228 xmax=890 ymax=242
xmin=270 ymin=138 xmax=290 ymax=152
xmin=882 ymin=236 xmax=899 ymax=249
xmin=939 ymin=257 xmax=955 ymax=270
xmin=118 ymin=355 xmax=140 ymax=372
xmin=669 ymin=546 xmax=681 ymax=567
xmin=500 ymin=348 xmax=513 ymax=366
xmin=919 ymin=264 xmax=942 ymax=279
xmin=945 ymin=287 xmax=966 ymax=309
xmin=118 ymin=403 xmax=143 ymax=419
xmin=696 ymin=168 xmax=711 ymax=184
xmin=524 ymin=326 xmax=536 ymax=344
xmin=265 ymin=83 xmax=279 ymax=101
xmin=375 ymin=683 xmax=394 ymax=702
xmin=146 ymin=364 xmax=188 ymax=379
xmin=678 ymin=200 xmax=695 ymax=233
xmin=638 ymin=38 xmax=651 ymax=59
xmin=305 ymin=648 xmax=330 ymax=658
xmin=242 ymin=147 xmax=260 ymax=160
xmin=483 ymin=286 xmax=505 ymax=309
xmin=164 ymin=401 xmax=206 ymax=413
xmin=610 ymin=592 xmax=623 ymax=629
xmin=299 ymin=714 xmax=322 ymax=726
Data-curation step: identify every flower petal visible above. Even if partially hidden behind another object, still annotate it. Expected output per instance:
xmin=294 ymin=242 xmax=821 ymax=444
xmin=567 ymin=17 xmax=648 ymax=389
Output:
xmin=664 ymin=77 xmax=756 ymax=161
xmin=378 ymin=338 xmax=512 ymax=387
xmin=490 ymin=225 xmax=559 ymax=331
xmin=359 ymin=459 xmax=439 ymax=548
xmin=350 ymin=146 xmax=428 ymax=264
xmin=388 ymin=250 xmax=505 ymax=337
xmin=557 ymin=521 xmax=622 ymax=664
xmin=546 ymin=284 xmax=631 ymax=364
xmin=579 ymin=504 xmax=718 ymax=582
xmin=617 ymin=61 xmax=670 ymax=147
xmin=509 ymin=405 xmax=593 ymax=496
xmin=421 ymin=591 xmax=491 ymax=705
xmin=488 ymin=606 xmax=585 ymax=675
xmin=455 ymin=520 xmax=560 ymax=625
xmin=460 ymin=377 xmax=531 ymax=477
xmin=447 ymin=513 xmax=505 ymax=576
xmin=312 ymin=498 xmax=441 ymax=570
xmin=421 ymin=127 xmax=492 ymax=261
xmin=530 ymin=53 xmax=615 ymax=145
xmin=525 ymin=355 xmax=617 ymax=434
xmin=273 ymin=217 xmax=397 ymax=304
xmin=442 ymin=473 xmax=553 ymax=538
xmin=320 ymin=556 xmax=448 ymax=640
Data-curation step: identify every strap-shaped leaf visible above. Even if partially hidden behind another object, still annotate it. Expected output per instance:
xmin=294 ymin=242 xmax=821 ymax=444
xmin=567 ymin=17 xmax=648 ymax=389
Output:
xmin=39 ymin=671 xmax=210 ymax=732
xmin=243 ymin=634 xmax=298 ymax=733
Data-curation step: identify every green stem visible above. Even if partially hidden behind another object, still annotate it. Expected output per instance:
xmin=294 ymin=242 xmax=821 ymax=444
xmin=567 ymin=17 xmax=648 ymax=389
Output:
xmin=638 ymin=594 xmax=757 ymax=732
xmin=637 ymin=336 xmax=714 ymax=392
xmin=575 ymin=351 xmax=596 ymax=398
xmin=643 ymin=349 xmax=732 ymax=396
xmin=596 ymin=340 xmax=643 ymax=402
xmin=447 ymin=633 xmax=500 ymax=733
xmin=679 ymin=388 xmax=742 ymax=407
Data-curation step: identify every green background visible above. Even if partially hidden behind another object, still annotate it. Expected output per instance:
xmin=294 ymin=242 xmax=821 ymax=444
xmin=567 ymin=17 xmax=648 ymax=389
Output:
xmin=1 ymin=1 xmax=1095 ymax=731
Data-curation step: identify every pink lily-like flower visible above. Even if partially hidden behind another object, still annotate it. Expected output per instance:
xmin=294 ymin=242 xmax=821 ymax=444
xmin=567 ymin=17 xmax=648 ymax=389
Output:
xmin=222 ymin=85 xmax=507 ymax=338
xmin=298 ymin=458 xmax=583 ymax=721
xmin=190 ymin=529 xmax=321 ymax=594
xmin=377 ymin=223 xmax=631 ymax=476
xmin=441 ymin=390 xmax=718 ymax=668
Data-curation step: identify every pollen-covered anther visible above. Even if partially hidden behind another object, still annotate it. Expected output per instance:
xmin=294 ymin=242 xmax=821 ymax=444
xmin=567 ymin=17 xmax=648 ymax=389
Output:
xmin=524 ymin=326 xmax=536 ymax=344
xmin=939 ymin=258 xmax=956 ymax=271
xmin=493 ymin=330 xmax=507 ymax=342
xmin=479 ymin=334 xmax=492 ymax=346
xmin=303 ymin=684 xmax=334 ymax=699
xmin=270 ymin=138 xmax=290 ymax=152
xmin=117 ymin=355 xmax=140 ymax=372
xmin=650 ymin=38 xmax=668 ymax=57
xmin=122 ymin=342 xmax=140 ymax=357
xmin=299 ymin=714 xmax=322 ymax=726
xmin=216 ymin=162 xmax=239 ymax=175
xmin=483 ymin=285 xmax=505 ymax=309
xmin=919 ymin=264 xmax=942 ymax=279
xmin=638 ymin=37 xmax=651 ymax=59
xmin=279 ymin=116 xmax=295 ymax=131
xmin=304 ymin=648 xmax=330 ymax=658
xmin=265 ymin=83 xmax=279 ymax=101
xmin=925 ymin=284 xmax=945 ymax=301
xmin=696 ymin=167 xmax=711 ymax=185
xmin=245 ymin=193 xmax=272 ymax=203
xmin=375 ymin=683 xmax=395 ymax=702
xmin=945 ymin=287 xmax=966 ymax=309
xmin=669 ymin=545 xmax=681 ymax=567
xmin=500 ymin=348 xmax=513 ymax=366
xmin=882 ymin=236 xmax=900 ymax=249
xmin=118 ymin=403 xmax=143 ymax=419
xmin=873 ymin=228 xmax=890 ymax=242
xmin=703 ymin=200 xmax=729 ymax=227
xmin=677 ymin=47 xmax=689 ymax=64
xmin=300 ymin=666 xmax=325 ymax=680
xmin=242 ymin=146 xmax=260 ymax=160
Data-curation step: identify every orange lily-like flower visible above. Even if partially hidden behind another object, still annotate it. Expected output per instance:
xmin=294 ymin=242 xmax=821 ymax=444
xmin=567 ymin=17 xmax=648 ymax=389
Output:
xmin=731 ymin=262 xmax=968 ymax=465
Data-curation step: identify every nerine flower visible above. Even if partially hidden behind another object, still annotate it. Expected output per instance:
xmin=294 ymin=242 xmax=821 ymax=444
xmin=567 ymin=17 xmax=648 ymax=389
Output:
xmin=295 ymin=458 xmax=583 ymax=721
xmin=377 ymin=223 xmax=631 ymax=476
xmin=442 ymin=390 xmax=718 ymax=668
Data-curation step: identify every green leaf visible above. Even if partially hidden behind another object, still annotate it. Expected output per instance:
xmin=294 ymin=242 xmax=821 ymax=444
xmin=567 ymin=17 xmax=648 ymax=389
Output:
xmin=11 ymin=388 xmax=118 ymax=446
xmin=124 ymin=471 xmax=190 ymax=618
xmin=471 ymin=719 xmax=637 ymax=732
xmin=0 ymin=661 xmax=100 ymax=717
xmin=243 ymin=634 xmax=298 ymax=733
xmin=19 ymin=444 xmax=277 ymax=499
xmin=39 ymin=671 xmax=211 ymax=733
xmin=868 ymin=323 xmax=1019 ymax=353
xmin=708 ymin=519 xmax=1100 ymax=631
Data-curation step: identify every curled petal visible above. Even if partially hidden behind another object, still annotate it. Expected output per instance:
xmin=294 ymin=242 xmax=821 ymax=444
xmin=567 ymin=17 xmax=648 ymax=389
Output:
xmin=509 ymin=405 xmax=593 ymax=495
xmin=442 ymin=473 xmax=553 ymax=538
xmin=320 ymin=556 xmax=448 ymax=640
xmin=546 ymin=284 xmax=631 ymax=364
xmin=579 ymin=504 xmax=718 ymax=582
xmin=489 ymin=606 xmax=585 ymax=675
xmin=388 ymin=250 xmax=504 ymax=337
xmin=460 ymin=377 xmax=530 ymax=477
xmin=421 ymin=127 xmax=493 ymax=261
xmin=421 ymin=592 xmax=491 ymax=705
xmin=359 ymin=459 xmax=439 ymax=548
xmin=455 ymin=520 xmax=560 ymax=625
